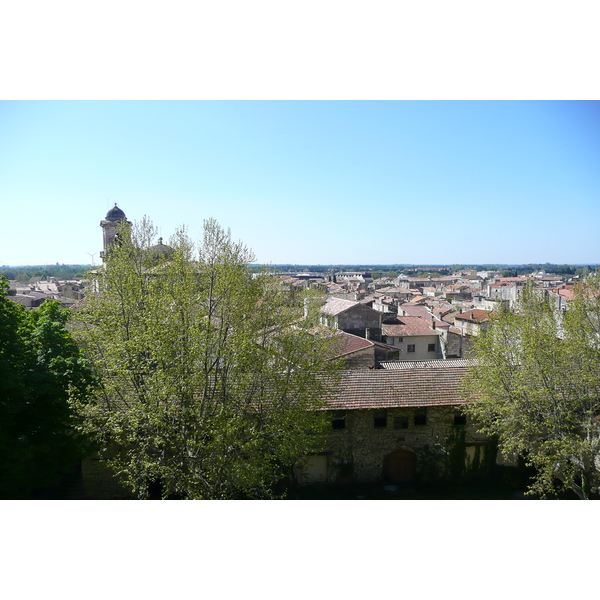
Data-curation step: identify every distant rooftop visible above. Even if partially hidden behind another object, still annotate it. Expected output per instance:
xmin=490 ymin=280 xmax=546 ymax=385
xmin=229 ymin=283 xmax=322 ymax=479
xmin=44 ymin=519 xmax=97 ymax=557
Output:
xmin=379 ymin=358 xmax=476 ymax=370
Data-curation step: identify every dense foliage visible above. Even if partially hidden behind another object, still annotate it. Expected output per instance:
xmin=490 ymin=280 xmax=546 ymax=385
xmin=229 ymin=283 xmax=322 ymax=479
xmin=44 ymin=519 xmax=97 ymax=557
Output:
xmin=72 ymin=218 xmax=341 ymax=499
xmin=462 ymin=279 xmax=600 ymax=499
xmin=0 ymin=277 xmax=95 ymax=498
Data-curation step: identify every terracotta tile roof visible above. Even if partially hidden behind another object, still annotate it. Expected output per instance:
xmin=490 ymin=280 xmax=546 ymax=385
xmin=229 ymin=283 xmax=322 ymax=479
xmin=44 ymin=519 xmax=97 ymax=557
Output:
xmin=320 ymin=297 xmax=360 ymax=316
xmin=308 ymin=327 xmax=374 ymax=358
xmin=454 ymin=309 xmax=491 ymax=323
xmin=496 ymin=277 xmax=529 ymax=283
xmin=433 ymin=306 xmax=453 ymax=318
xmin=333 ymin=331 xmax=374 ymax=356
xmin=442 ymin=310 xmax=462 ymax=324
xmin=558 ymin=288 xmax=575 ymax=300
xmin=383 ymin=316 xmax=440 ymax=337
xmin=324 ymin=367 xmax=469 ymax=410
xmin=371 ymin=340 xmax=398 ymax=351
xmin=400 ymin=303 xmax=431 ymax=318
xmin=448 ymin=326 xmax=471 ymax=337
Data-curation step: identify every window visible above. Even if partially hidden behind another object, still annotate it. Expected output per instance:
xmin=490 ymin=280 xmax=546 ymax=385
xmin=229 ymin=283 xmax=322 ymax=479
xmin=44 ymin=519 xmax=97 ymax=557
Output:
xmin=454 ymin=411 xmax=466 ymax=426
xmin=414 ymin=408 xmax=427 ymax=426
xmin=332 ymin=410 xmax=346 ymax=430
xmin=394 ymin=416 xmax=409 ymax=430
xmin=407 ymin=344 xmax=416 ymax=353
xmin=428 ymin=343 xmax=436 ymax=352
xmin=374 ymin=409 xmax=387 ymax=428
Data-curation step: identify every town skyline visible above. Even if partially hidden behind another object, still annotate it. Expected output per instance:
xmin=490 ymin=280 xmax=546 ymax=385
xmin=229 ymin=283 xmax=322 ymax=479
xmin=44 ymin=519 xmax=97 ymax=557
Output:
xmin=2 ymin=261 xmax=598 ymax=271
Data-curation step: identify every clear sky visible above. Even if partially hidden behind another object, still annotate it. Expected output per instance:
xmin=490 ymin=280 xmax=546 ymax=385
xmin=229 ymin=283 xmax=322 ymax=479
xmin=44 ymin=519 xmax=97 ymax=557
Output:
xmin=1 ymin=100 xmax=599 ymax=267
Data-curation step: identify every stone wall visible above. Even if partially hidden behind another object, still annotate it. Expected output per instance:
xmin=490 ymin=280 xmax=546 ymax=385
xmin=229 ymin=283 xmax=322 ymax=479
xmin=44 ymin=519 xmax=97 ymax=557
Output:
xmin=343 ymin=346 xmax=376 ymax=369
xmin=319 ymin=406 xmax=490 ymax=484
xmin=337 ymin=304 xmax=381 ymax=336
xmin=444 ymin=331 xmax=463 ymax=358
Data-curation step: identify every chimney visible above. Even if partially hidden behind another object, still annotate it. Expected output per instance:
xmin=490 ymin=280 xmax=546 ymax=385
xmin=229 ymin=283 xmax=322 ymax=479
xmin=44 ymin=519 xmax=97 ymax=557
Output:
xmin=432 ymin=321 xmax=436 ymax=330
xmin=365 ymin=328 xmax=371 ymax=340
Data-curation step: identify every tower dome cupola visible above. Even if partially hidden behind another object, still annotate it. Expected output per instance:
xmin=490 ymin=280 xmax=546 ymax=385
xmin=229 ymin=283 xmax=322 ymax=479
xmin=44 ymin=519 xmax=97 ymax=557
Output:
xmin=104 ymin=204 xmax=127 ymax=222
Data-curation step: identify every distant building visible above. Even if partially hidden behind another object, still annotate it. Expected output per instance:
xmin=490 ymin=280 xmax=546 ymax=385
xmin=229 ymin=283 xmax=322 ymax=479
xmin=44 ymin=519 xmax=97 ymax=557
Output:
xmin=381 ymin=316 xmax=442 ymax=360
xmin=453 ymin=309 xmax=491 ymax=337
xmin=100 ymin=204 xmax=131 ymax=262
xmin=319 ymin=297 xmax=382 ymax=339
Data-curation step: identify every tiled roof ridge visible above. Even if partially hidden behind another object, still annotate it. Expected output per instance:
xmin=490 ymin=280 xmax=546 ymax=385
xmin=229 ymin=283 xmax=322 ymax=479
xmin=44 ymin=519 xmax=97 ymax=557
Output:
xmin=320 ymin=297 xmax=360 ymax=315
xmin=325 ymin=365 xmax=471 ymax=410
xmin=379 ymin=358 xmax=476 ymax=369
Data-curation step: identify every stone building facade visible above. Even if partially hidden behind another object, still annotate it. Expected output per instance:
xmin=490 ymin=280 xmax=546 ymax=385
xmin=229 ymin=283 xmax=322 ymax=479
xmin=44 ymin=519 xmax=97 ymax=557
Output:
xmin=298 ymin=365 xmax=491 ymax=485
xmin=453 ymin=309 xmax=491 ymax=337
xmin=320 ymin=297 xmax=382 ymax=339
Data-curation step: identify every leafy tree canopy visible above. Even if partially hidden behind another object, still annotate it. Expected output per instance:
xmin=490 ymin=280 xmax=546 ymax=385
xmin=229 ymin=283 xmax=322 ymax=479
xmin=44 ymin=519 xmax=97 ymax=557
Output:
xmin=72 ymin=218 xmax=341 ymax=499
xmin=0 ymin=278 xmax=95 ymax=498
xmin=462 ymin=278 xmax=600 ymax=499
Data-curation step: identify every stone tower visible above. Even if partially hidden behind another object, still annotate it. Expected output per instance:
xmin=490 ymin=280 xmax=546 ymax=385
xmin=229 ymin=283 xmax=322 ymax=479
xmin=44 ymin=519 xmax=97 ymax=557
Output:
xmin=100 ymin=204 xmax=131 ymax=262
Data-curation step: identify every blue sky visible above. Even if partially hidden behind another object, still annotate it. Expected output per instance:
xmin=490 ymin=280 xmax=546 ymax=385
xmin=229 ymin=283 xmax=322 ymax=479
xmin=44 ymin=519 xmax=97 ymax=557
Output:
xmin=1 ymin=100 xmax=599 ymax=267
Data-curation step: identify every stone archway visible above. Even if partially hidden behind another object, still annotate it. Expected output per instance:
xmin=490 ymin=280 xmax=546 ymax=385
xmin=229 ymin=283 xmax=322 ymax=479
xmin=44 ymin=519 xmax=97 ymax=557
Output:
xmin=383 ymin=449 xmax=417 ymax=484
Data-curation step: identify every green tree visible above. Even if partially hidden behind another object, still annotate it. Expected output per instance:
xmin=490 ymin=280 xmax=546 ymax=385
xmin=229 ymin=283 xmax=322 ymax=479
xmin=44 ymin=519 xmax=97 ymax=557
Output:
xmin=0 ymin=278 xmax=95 ymax=498
xmin=462 ymin=279 xmax=600 ymax=499
xmin=72 ymin=218 xmax=340 ymax=499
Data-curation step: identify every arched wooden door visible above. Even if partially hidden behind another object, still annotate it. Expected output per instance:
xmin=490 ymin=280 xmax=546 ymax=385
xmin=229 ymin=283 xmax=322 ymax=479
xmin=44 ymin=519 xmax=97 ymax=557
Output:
xmin=383 ymin=449 xmax=417 ymax=483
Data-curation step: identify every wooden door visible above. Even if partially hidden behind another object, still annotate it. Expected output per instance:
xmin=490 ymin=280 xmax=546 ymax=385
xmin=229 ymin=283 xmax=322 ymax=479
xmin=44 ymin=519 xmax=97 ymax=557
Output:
xmin=383 ymin=449 xmax=416 ymax=483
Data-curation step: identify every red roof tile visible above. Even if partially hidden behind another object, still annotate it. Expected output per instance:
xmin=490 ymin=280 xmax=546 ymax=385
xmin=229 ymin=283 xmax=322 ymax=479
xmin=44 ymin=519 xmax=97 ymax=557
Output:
xmin=308 ymin=327 xmax=374 ymax=358
xmin=333 ymin=331 xmax=374 ymax=356
xmin=324 ymin=367 xmax=468 ymax=410
xmin=383 ymin=316 xmax=440 ymax=337
xmin=400 ymin=304 xmax=431 ymax=318
xmin=454 ymin=309 xmax=491 ymax=323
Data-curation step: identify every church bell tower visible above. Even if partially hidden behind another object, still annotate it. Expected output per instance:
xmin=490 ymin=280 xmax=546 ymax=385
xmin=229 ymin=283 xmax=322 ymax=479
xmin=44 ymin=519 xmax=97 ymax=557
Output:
xmin=100 ymin=204 xmax=131 ymax=262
